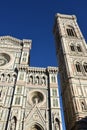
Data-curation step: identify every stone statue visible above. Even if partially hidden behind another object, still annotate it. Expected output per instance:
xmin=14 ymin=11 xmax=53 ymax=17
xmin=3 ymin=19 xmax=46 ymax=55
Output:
xmin=10 ymin=117 xmax=17 ymax=130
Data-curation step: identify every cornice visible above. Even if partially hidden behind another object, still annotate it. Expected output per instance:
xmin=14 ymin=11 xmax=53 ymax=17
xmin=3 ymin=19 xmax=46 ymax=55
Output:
xmin=55 ymin=13 xmax=76 ymax=20
xmin=18 ymin=66 xmax=46 ymax=73
xmin=47 ymin=66 xmax=58 ymax=73
xmin=0 ymin=36 xmax=32 ymax=47
xmin=0 ymin=35 xmax=22 ymax=44
xmin=18 ymin=66 xmax=59 ymax=74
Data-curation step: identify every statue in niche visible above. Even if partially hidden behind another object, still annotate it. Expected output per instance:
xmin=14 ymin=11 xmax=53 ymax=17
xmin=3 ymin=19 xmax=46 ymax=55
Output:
xmin=55 ymin=124 xmax=59 ymax=130
xmin=55 ymin=118 xmax=60 ymax=130
xmin=10 ymin=116 xmax=17 ymax=130
xmin=81 ymin=101 xmax=86 ymax=110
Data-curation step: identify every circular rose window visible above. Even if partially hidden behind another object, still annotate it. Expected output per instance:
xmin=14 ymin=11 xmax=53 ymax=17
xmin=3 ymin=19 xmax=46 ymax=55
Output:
xmin=0 ymin=53 xmax=10 ymax=66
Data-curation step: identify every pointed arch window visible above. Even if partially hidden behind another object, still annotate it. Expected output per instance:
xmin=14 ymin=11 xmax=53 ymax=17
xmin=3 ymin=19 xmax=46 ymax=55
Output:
xmin=83 ymin=63 xmax=87 ymax=72
xmin=53 ymin=98 xmax=58 ymax=107
xmin=81 ymin=101 xmax=86 ymax=111
xmin=31 ymin=124 xmax=43 ymax=130
xmin=77 ymin=45 xmax=82 ymax=52
xmin=52 ymin=89 xmax=57 ymax=97
xmin=19 ymin=73 xmax=24 ymax=80
xmin=29 ymin=75 xmax=33 ymax=84
xmin=15 ymin=97 xmax=21 ymax=105
xmin=70 ymin=44 xmax=75 ymax=51
xmin=35 ymin=76 xmax=39 ymax=84
xmin=23 ymin=52 xmax=27 ymax=56
xmin=55 ymin=118 xmax=60 ymax=130
xmin=22 ymin=57 xmax=26 ymax=62
xmin=41 ymin=77 xmax=46 ymax=85
xmin=66 ymin=26 xmax=77 ymax=37
xmin=16 ymin=86 xmax=22 ymax=94
xmin=51 ymin=76 xmax=56 ymax=83
xmin=10 ymin=116 xmax=17 ymax=130
xmin=76 ymin=63 xmax=81 ymax=72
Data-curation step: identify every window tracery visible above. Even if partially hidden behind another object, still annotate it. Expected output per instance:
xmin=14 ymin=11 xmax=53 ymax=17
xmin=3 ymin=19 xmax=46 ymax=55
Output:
xmin=81 ymin=101 xmax=86 ymax=111
xmin=23 ymin=52 xmax=27 ymax=56
xmin=75 ymin=62 xmax=81 ymax=72
xmin=29 ymin=75 xmax=33 ymax=84
xmin=16 ymin=86 xmax=22 ymax=94
xmin=66 ymin=26 xmax=77 ymax=37
xmin=1 ymin=74 xmax=4 ymax=81
xmin=12 ymin=74 xmax=16 ymax=82
xmin=15 ymin=97 xmax=21 ymax=105
xmin=52 ymin=88 xmax=57 ymax=97
xmin=19 ymin=73 xmax=24 ymax=80
xmin=51 ymin=76 xmax=56 ymax=83
xmin=83 ymin=63 xmax=87 ymax=73
xmin=53 ymin=98 xmax=58 ymax=107
xmin=35 ymin=76 xmax=39 ymax=84
xmin=70 ymin=45 xmax=75 ymax=51
xmin=77 ymin=45 xmax=82 ymax=52
xmin=6 ymin=74 xmax=10 ymax=82
xmin=22 ymin=57 xmax=26 ymax=62
xmin=41 ymin=77 xmax=46 ymax=85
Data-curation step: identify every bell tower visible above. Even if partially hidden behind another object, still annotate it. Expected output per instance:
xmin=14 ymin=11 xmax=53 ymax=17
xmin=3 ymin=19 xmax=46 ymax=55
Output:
xmin=53 ymin=13 xmax=87 ymax=130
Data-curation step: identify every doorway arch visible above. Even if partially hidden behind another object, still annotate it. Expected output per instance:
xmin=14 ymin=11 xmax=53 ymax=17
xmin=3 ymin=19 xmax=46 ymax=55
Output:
xmin=30 ymin=123 xmax=44 ymax=130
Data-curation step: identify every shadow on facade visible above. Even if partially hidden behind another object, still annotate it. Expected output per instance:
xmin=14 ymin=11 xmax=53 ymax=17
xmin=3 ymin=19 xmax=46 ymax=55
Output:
xmin=72 ymin=116 xmax=87 ymax=130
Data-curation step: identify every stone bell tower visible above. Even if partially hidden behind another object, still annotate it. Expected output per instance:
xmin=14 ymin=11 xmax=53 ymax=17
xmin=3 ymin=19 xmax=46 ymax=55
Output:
xmin=53 ymin=13 xmax=87 ymax=130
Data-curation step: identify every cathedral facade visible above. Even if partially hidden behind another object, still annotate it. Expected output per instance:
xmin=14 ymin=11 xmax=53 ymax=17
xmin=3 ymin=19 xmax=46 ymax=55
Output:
xmin=0 ymin=36 xmax=62 ymax=130
xmin=53 ymin=13 xmax=87 ymax=130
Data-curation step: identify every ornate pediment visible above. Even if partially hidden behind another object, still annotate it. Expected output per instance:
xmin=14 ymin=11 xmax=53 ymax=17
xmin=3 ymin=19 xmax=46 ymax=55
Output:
xmin=25 ymin=105 xmax=45 ymax=126
xmin=0 ymin=36 xmax=22 ymax=47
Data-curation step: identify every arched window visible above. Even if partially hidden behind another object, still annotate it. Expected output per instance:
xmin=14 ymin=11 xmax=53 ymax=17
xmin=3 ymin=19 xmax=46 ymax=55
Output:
xmin=83 ymin=63 xmax=87 ymax=72
xmin=31 ymin=124 xmax=43 ymax=130
xmin=10 ymin=116 xmax=17 ymax=130
xmin=6 ymin=74 xmax=10 ymax=82
xmin=23 ymin=52 xmax=27 ymax=56
xmin=55 ymin=118 xmax=60 ymax=130
xmin=81 ymin=101 xmax=86 ymax=111
xmin=70 ymin=44 xmax=75 ymax=51
xmin=51 ymin=76 xmax=56 ymax=83
xmin=53 ymin=99 xmax=58 ymax=107
xmin=75 ymin=63 xmax=81 ymax=72
xmin=66 ymin=26 xmax=77 ymax=37
xmin=15 ymin=97 xmax=21 ymax=105
xmin=12 ymin=74 xmax=16 ymax=82
xmin=41 ymin=77 xmax=46 ymax=85
xmin=77 ymin=45 xmax=82 ymax=52
xmin=22 ymin=57 xmax=26 ymax=62
xmin=52 ymin=89 xmax=57 ymax=97
xmin=1 ymin=73 xmax=4 ymax=81
xmin=29 ymin=75 xmax=33 ymax=84
xmin=35 ymin=76 xmax=39 ymax=84
xmin=16 ymin=86 xmax=22 ymax=94
xmin=19 ymin=73 xmax=24 ymax=80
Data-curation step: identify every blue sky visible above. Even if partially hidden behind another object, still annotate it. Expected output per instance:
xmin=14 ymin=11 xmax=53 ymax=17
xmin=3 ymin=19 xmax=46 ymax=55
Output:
xmin=0 ymin=1 xmax=87 ymax=129
xmin=0 ymin=0 xmax=87 ymax=68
